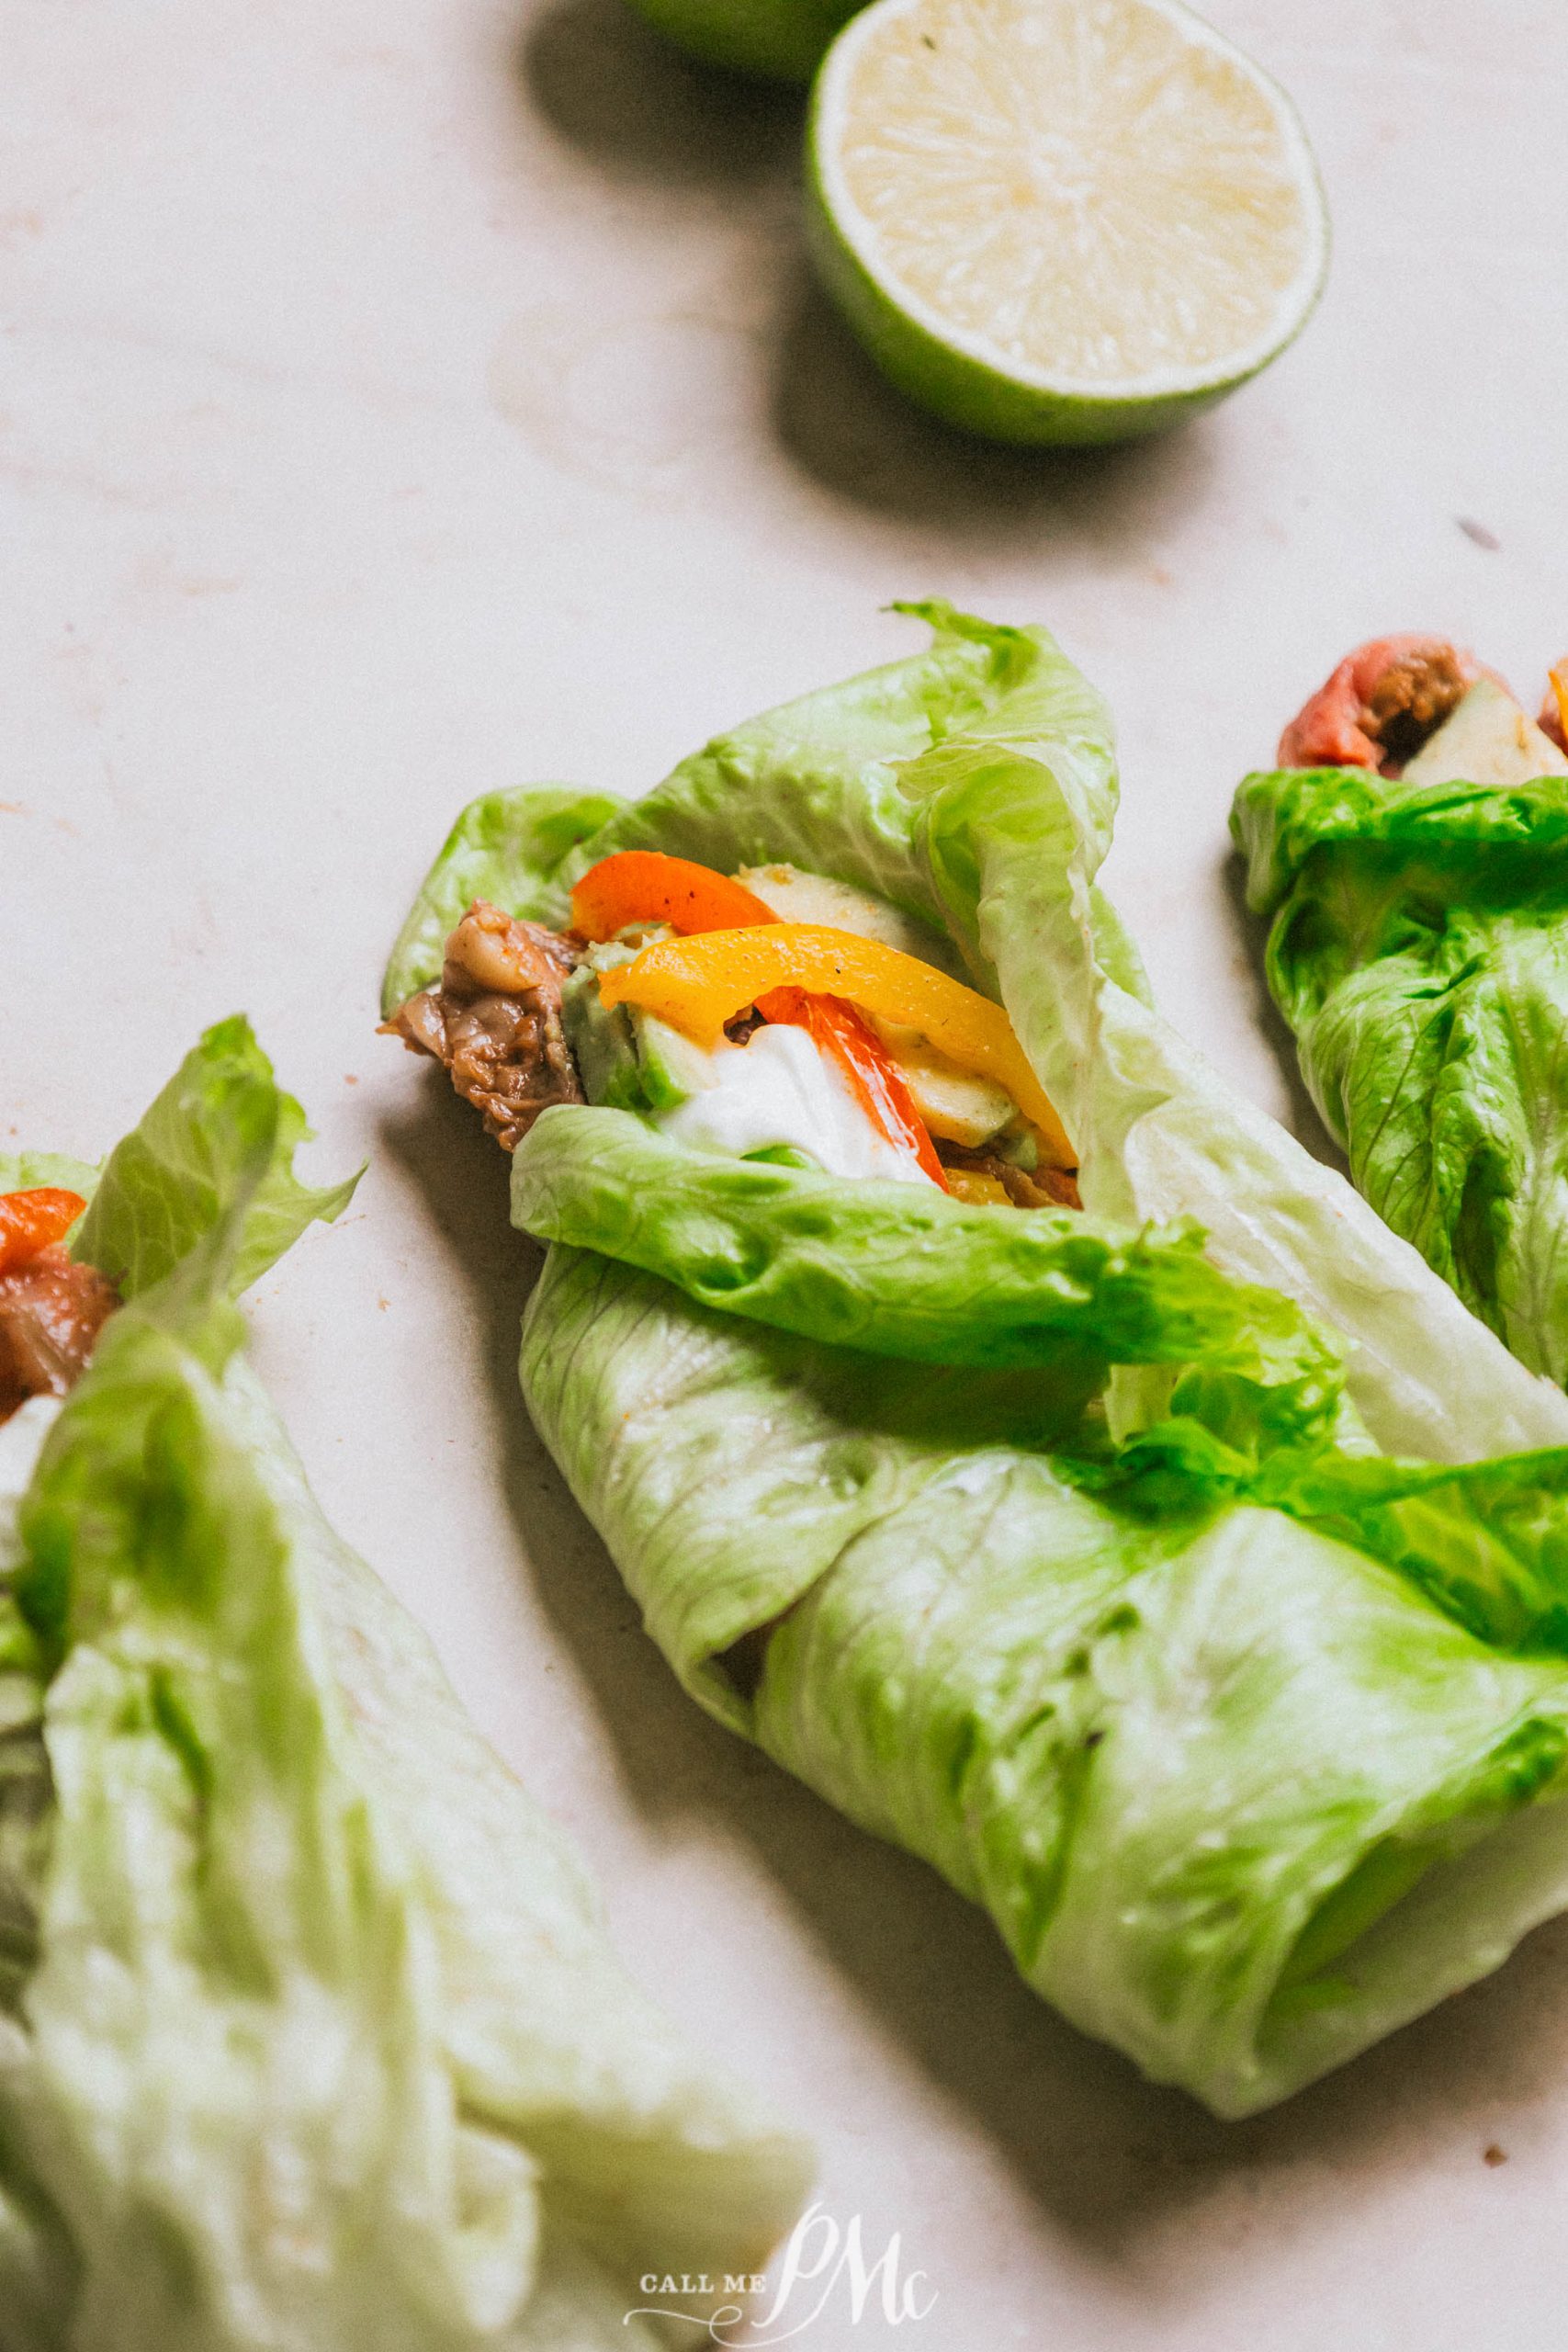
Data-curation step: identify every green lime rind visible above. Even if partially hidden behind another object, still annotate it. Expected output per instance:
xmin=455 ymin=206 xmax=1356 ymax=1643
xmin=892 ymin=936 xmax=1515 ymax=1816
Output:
xmin=802 ymin=175 xmax=1256 ymax=447
xmin=804 ymin=5 xmax=1330 ymax=448
xmin=624 ymin=0 xmax=863 ymax=83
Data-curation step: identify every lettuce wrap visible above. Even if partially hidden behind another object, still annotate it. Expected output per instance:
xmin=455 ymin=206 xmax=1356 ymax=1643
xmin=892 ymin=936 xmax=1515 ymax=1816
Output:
xmin=0 ymin=1022 xmax=810 ymax=2349
xmin=1234 ymin=642 xmax=1568 ymax=1386
xmin=388 ymin=605 xmax=1568 ymax=2117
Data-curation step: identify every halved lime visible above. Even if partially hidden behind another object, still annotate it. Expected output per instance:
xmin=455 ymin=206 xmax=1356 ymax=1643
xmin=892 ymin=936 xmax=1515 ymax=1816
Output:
xmin=807 ymin=0 xmax=1328 ymax=444
xmin=625 ymin=0 xmax=864 ymax=83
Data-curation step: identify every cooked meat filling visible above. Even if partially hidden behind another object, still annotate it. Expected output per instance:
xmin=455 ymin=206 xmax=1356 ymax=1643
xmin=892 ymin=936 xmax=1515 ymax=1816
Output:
xmin=0 ymin=1247 xmax=119 ymax=1424
xmin=385 ymin=900 xmax=584 ymax=1151
xmin=1361 ymin=645 xmax=1472 ymax=768
xmin=1278 ymin=635 xmax=1483 ymax=775
xmin=938 ymin=1144 xmax=1081 ymax=1211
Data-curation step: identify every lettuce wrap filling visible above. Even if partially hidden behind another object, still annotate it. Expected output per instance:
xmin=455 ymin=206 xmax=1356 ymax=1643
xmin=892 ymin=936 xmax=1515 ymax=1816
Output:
xmin=0 ymin=1022 xmax=810 ymax=2349
xmin=388 ymin=605 xmax=1568 ymax=2116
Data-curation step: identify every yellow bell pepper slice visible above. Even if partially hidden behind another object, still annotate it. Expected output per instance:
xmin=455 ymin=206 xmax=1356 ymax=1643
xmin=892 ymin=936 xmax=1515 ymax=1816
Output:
xmin=598 ymin=924 xmax=1076 ymax=1170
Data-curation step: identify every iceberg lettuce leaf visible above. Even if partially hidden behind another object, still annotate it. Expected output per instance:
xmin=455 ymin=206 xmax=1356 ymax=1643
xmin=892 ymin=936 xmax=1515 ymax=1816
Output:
xmin=520 ymin=1246 xmax=1568 ymax=2118
xmin=1233 ymin=763 xmax=1568 ymax=1385
xmin=513 ymin=1105 xmax=1344 ymax=1438
xmin=1 ymin=1034 xmax=810 ymax=2345
xmin=70 ymin=1014 xmax=359 ymax=1302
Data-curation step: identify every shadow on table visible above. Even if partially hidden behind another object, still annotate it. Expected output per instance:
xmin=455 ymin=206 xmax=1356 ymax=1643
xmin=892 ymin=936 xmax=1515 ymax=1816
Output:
xmin=381 ymin=1072 xmax=1568 ymax=2266
xmin=1220 ymin=847 xmax=1349 ymax=1173
xmin=520 ymin=0 xmax=798 ymax=192
xmin=513 ymin=0 xmax=1217 ymax=550
xmin=768 ymin=266 xmax=1218 ymax=549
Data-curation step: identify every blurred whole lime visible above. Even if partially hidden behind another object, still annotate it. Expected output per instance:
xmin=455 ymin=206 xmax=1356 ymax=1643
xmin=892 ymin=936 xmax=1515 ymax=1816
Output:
xmin=625 ymin=0 xmax=864 ymax=82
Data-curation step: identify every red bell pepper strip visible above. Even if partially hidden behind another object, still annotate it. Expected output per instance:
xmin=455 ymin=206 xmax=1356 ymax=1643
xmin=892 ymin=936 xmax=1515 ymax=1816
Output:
xmin=759 ymin=988 xmax=948 ymax=1187
xmin=0 ymin=1189 xmax=87 ymax=1276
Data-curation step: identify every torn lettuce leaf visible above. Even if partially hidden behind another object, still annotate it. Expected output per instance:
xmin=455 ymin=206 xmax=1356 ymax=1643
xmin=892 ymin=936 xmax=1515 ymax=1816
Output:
xmin=391 ymin=605 xmax=1568 ymax=2115
xmin=0 ymin=1158 xmax=98 ymax=1204
xmin=1 ymin=1026 xmax=809 ymax=2346
xmin=69 ymin=1012 xmax=360 ymax=1302
xmin=1233 ymin=762 xmax=1568 ymax=1386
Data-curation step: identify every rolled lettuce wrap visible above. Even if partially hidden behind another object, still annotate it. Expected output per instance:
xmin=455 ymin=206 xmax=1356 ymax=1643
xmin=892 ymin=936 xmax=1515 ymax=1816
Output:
xmin=1233 ymin=639 xmax=1568 ymax=1384
xmin=387 ymin=606 xmax=1568 ymax=2116
xmin=0 ymin=1022 xmax=810 ymax=2350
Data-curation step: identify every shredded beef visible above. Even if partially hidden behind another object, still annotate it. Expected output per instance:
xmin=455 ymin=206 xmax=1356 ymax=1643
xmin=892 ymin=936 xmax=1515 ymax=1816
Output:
xmin=0 ymin=1247 xmax=119 ymax=1423
xmin=383 ymin=900 xmax=585 ymax=1151
xmin=1362 ymin=645 xmax=1473 ymax=768
xmin=938 ymin=1144 xmax=1081 ymax=1211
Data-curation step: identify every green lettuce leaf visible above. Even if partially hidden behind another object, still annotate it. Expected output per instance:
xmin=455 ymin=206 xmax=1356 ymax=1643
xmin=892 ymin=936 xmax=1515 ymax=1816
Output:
xmin=0 ymin=1157 xmax=98 ymax=1203
xmin=390 ymin=605 xmax=1568 ymax=2114
xmin=1258 ymin=1444 xmax=1568 ymax=1656
xmin=1233 ymin=763 xmax=1568 ymax=1385
xmin=513 ymin=1105 xmax=1344 ymax=1442
xmin=382 ymin=788 xmax=624 ymax=1016
xmin=69 ymin=1014 xmax=359 ymax=1301
xmin=0 ymin=1035 xmax=809 ymax=2346
xmin=1084 ymin=1417 xmax=1568 ymax=1659
xmin=520 ymin=1246 xmax=1568 ymax=2118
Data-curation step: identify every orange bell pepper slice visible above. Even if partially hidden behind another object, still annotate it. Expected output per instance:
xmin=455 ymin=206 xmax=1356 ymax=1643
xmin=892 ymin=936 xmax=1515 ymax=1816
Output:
xmin=599 ymin=925 xmax=1075 ymax=1169
xmin=570 ymin=851 xmax=776 ymax=942
xmin=0 ymin=1188 xmax=87 ymax=1276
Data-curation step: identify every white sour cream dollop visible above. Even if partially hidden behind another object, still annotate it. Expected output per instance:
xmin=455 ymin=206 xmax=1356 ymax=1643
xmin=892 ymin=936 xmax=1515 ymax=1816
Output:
xmin=656 ymin=1023 xmax=933 ymax=1186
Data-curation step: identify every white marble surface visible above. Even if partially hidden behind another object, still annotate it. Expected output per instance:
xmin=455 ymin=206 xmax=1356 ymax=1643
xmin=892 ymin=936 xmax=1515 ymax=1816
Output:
xmin=6 ymin=2 xmax=1568 ymax=2343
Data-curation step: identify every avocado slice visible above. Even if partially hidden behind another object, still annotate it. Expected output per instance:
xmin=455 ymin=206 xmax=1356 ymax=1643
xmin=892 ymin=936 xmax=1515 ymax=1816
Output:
xmin=562 ymin=947 xmax=719 ymax=1114
xmin=1402 ymin=677 xmax=1568 ymax=789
